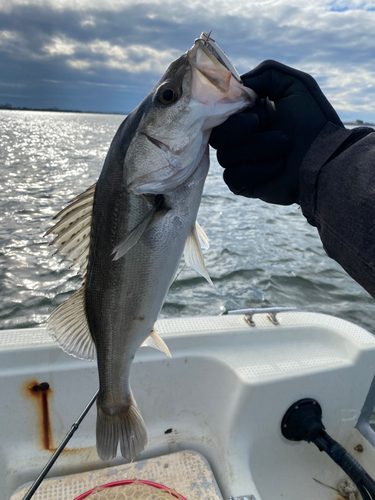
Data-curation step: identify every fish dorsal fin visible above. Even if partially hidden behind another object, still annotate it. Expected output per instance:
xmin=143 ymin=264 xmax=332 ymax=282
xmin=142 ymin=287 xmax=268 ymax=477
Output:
xmin=46 ymin=287 xmax=96 ymax=361
xmin=112 ymin=195 xmax=164 ymax=261
xmin=184 ymin=222 xmax=213 ymax=285
xmin=141 ymin=330 xmax=171 ymax=358
xmin=46 ymin=185 xmax=96 ymax=360
xmin=45 ymin=183 xmax=96 ymax=277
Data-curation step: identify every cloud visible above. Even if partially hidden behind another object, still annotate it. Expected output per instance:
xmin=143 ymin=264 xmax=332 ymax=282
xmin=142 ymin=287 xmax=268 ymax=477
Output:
xmin=78 ymin=80 xmax=129 ymax=88
xmin=43 ymin=36 xmax=77 ymax=56
xmin=0 ymin=0 xmax=374 ymax=119
xmin=72 ymin=41 xmax=180 ymax=73
xmin=329 ymin=0 xmax=375 ymax=10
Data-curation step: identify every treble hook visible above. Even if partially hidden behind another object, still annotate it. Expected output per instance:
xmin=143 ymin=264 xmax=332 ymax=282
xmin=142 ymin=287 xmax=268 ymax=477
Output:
xmin=201 ymin=30 xmax=214 ymax=45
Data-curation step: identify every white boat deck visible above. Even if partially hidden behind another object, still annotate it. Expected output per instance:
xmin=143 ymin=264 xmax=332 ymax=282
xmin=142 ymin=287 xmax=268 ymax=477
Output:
xmin=2 ymin=312 xmax=375 ymax=500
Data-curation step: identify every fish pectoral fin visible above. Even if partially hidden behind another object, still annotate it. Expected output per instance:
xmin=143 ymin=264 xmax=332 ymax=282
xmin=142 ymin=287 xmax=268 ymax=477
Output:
xmin=184 ymin=224 xmax=213 ymax=285
xmin=112 ymin=196 xmax=164 ymax=261
xmin=112 ymin=209 xmax=154 ymax=261
xmin=46 ymin=286 xmax=96 ymax=361
xmin=141 ymin=330 xmax=172 ymax=358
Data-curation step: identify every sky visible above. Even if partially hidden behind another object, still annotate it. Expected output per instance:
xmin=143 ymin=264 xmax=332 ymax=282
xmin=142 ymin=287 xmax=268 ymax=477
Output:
xmin=0 ymin=0 xmax=375 ymax=121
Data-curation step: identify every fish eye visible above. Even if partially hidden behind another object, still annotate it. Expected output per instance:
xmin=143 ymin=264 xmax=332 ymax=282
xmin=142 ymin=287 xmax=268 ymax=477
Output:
xmin=162 ymin=89 xmax=174 ymax=101
xmin=157 ymin=82 xmax=179 ymax=105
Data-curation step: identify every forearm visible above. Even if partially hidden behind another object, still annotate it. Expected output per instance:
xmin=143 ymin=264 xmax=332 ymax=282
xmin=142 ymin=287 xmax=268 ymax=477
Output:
xmin=299 ymin=123 xmax=375 ymax=298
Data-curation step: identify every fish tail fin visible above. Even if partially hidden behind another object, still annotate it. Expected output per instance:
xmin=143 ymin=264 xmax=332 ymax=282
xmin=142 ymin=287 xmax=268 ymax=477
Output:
xmin=96 ymin=394 xmax=148 ymax=461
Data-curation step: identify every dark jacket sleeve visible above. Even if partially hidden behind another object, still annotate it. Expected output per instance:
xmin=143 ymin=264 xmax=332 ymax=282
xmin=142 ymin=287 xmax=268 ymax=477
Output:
xmin=299 ymin=122 xmax=375 ymax=298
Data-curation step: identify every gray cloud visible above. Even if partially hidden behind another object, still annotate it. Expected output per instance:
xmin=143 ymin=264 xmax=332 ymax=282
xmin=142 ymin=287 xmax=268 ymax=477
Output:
xmin=0 ymin=0 xmax=374 ymax=120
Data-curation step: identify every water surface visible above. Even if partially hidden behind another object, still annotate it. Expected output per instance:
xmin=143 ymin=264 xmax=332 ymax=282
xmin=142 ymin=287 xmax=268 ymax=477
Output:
xmin=1 ymin=110 xmax=375 ymax=335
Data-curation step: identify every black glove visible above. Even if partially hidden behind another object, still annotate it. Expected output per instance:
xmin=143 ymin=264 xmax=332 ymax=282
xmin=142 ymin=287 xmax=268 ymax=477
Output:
xmin=209 ymin=60 xmax=344 ymax=205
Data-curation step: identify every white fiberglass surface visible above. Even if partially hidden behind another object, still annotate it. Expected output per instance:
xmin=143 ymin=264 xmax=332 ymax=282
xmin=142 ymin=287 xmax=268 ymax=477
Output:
xmin=1 ymin=312 xmax=375 ymax=500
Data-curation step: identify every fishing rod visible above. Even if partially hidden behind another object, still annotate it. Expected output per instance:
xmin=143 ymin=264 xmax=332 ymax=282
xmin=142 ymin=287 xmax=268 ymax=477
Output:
xmin=22 ymin=390 xmax=98 ymax=500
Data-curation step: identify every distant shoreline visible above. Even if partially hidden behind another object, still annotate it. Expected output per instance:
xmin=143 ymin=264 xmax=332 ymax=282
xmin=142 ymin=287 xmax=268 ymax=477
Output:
xmin=0 ymin=105 xmax=128 ymax=116
xmin=1 ymin=105 xmax=374 ymax=125
xmin=344 ymin=121 xmax=375 ymax=126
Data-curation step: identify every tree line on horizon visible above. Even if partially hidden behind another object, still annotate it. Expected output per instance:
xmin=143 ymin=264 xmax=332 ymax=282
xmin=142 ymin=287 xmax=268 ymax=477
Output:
xmin=0 ymin=103 xmax=127 ymax=115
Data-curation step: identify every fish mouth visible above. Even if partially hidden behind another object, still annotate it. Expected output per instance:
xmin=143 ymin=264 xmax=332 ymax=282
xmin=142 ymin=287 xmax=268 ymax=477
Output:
xmin=195 ymin=32 xmax=242 ymax=83
xmin=187 ymin=33 xmax=257 ymax=109
xmin=187 ymin=32 xmax=243 ymax=93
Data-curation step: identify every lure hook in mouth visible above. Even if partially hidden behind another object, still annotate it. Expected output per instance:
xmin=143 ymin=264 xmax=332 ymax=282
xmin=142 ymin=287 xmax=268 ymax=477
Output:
xmin=194 ymin=31 xmax=243 ymax=84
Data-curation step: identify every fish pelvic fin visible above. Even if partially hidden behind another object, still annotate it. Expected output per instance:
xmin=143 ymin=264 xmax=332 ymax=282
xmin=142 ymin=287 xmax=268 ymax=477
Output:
xmin=141 ymin=329 xmax=172 ymax=358
xmin=195 ymin=221 xmax=209 ymax=250
xmin=96 ymin=395 xmax=148 ymax=461
xmin=46 ymin=286 xmax=96 ymax=361
xmin=184 ymin=222 xmax=213 ymax=285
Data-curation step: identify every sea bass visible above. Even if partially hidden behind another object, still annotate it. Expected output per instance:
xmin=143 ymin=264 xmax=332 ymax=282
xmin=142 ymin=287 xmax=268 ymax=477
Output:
xmin=46 ymin=33 xmax=256 ymax=462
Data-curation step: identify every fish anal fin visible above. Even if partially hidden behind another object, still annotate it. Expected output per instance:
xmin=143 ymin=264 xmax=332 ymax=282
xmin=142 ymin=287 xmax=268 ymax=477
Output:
xmin=141 ymin=329 xmax=171 ymax=358
xmin=46 ymin=287 xmax=96 ymax=361
xmin=184 ymin=224 xmax=213 ymax=285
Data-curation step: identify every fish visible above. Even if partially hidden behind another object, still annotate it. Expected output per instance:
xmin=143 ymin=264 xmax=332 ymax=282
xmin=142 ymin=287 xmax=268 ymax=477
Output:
xmin=46 ymin=32 xmax=256 ymax=462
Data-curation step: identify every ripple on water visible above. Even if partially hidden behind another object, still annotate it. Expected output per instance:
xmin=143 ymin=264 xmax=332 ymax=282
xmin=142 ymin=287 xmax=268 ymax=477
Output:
xmin=0 ymin=111 xmax=375 ymax=335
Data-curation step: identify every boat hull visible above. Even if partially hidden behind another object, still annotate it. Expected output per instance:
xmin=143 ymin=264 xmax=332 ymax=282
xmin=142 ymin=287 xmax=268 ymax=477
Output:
xmin=2 ymin=312 xmax=375 ymax=500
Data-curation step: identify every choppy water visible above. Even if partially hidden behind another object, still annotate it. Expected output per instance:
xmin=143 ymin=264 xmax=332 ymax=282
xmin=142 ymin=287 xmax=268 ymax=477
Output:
xmin=1 ymin=110 xmax=375 ymax=335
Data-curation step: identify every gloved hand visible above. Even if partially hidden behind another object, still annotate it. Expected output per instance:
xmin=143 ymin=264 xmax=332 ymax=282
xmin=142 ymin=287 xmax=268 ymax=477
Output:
xmin=209 ymin=60 xmax=344 ymax=205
